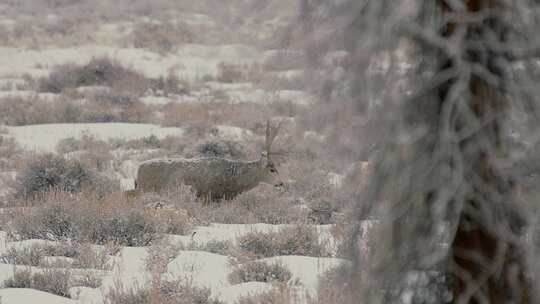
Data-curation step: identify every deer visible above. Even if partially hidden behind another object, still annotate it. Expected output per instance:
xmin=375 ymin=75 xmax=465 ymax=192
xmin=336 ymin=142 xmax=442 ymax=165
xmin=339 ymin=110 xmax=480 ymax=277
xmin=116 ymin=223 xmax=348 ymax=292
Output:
xmin=135 ymin=120 xmax=285 ymax=200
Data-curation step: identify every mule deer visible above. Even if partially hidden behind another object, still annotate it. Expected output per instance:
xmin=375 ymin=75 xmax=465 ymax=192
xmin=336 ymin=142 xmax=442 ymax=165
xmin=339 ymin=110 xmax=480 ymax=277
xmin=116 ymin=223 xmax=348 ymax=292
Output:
xmin=135 ymin=120 xmax=284 ymax=200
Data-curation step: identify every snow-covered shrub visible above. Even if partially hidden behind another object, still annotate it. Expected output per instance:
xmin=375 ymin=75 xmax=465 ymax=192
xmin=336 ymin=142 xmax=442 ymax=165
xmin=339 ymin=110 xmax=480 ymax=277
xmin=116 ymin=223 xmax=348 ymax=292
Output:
xmin=197 ymin=140 xmax=245 ymax=159
xmin=73 ymin=243 xmax=110 ymax=270
xmin=216 ymin=63 xmax=244 ymax=83
xmin=274 ymin=225 xmax=329 ymax=257
xmin=9 ymin=198 xmax=162 ymax=245
xmin=105 ymin=286 xmax=149 ymax=304
xmin=130 ymin=193 xmax=195 ymax=235
xmin=4 ymin=267 xmax=71 ymax=298
xmin=217 ymin=62 xmax=262 ymax=83
xmin=10 ymin=203 xmax=72 ymax=240
xmin=1 ymin=245 xmax=44 ymax=266
xmin=0 ymin=241 xmax=79 ymax=267
xmin=92 ymin=90 xmax=139 ymax=107
xmin=105 ymin=277 xmax=223 ymax=304
xmin=0 ymin=96 xmax=57 ymax=126
xmin=188 ymin=187 xmax=303 ymax=225
xmin=0 ymin=135 xmax=20 ymax=160
xmin=314 ymin=264 xmax=352 ymax=304
xmin=230 ymin=188 xmax=304 ymax=224
xmin=143 ymin=205 xmax=193 ymax=235
xmin=71 ymin=272 xmax=103 ymax=289
xmin=236 ymin=284 xmax=296 ymax=304
xmin=228 ymin=261 xmax=292 ymax=284
xmin=38 ymin=56 xmax=149 ymax=94
xmin=148 ymin=72 xmax=187 ymax=96
xmin=77 ymin=209 xmax=158 ymax=246
xmin=16 ymin=154 xmax=96 ymax=199
xmin=179 ymin=239 xmax=235 ymax=256
xmin=238 ymin=225 xmax=329 ymax=258
xmin=197 ymin=240 xmax=234 ymax=256
xmin=31 ymin=268 xmax=71 ymax=297
xmin=3 ymin=267 xmax=33 ymax=288
xmin=140 ymin=134 xmax=161 ymax=148
xmin=237 ymin=231 xmax=276 ymax=258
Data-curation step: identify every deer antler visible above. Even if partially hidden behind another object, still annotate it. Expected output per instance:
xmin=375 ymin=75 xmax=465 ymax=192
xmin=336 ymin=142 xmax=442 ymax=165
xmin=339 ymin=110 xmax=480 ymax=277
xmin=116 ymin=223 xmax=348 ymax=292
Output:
xmin=265 ymin=119 xmax=283 ymax=154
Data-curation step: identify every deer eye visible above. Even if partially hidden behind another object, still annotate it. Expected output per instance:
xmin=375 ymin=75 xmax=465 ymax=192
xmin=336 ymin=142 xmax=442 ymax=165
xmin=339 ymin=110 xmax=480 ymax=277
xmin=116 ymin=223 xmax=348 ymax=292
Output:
xmin=269 ymin=167 xmax=277 ymax=173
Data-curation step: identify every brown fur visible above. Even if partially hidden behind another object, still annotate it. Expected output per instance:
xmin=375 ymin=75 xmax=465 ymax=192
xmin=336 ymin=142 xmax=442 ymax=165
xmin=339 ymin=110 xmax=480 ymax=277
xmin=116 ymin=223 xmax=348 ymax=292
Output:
xmin=135 ymin=120 xmax=284 ymax=200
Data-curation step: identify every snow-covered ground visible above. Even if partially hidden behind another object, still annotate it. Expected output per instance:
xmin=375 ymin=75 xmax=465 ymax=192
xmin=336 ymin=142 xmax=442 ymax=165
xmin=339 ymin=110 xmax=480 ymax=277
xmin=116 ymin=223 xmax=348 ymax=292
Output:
xmin=0 ymin=1 xmax=357 ymax=303
xmin=0 ymin=90 xmax=58 ymax=101
xmin=0 ymin=288 xmax=78 ymax=304
xmin=0 ymin=221 xmax=350 ymax=304
xmin=3 ymin=123 xmax=185 ymax=152
xmin=0 ymin=44 xmax=262 ymax=81
xmin=225 ymin=88 xmax=313 ymax=105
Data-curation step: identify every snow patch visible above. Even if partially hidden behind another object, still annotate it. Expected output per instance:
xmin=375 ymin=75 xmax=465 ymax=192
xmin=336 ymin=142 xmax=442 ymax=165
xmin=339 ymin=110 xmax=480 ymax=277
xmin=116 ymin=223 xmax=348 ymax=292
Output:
xmin=5 ymin=123 xmax=184 ymax=152
xmin=0 ymin=231 xmax=7 ymax=255
xmin=0 ymin=90 xmax=58 ymax=101
xmin=69 ymin=286 xmax=103 ymax=304
xmin=166 ymin=250 xmax=231 ymax=293
xmin=6 ymin=239 xmax=59 ymax=251
xmin=213 ymin=125 xmax=254 ymax=141
xmin=304 ymin=131 xmax=325 ymax=142
xmin=140 ymin=95 xmax=171 ymax=105
xmin=0 ymin=288 xmax=78 ymax=304
xmin=172 ymin=13 xmax=216 ymax=27
xmin=205 ymin=81 xmax=254 ymax=91
xmin=0 ymin=44 xmax=262 ymax=81
xmin=327 ymin=172 xmax=344 ymax=188
xmin=99 ymin=247 xmax=150 ymax=299
xmin=120 ymin=178 xmax=135 ymax=191
xmin=275 ymin=90 xmax=313 ymax=105
xmin=260 ymin=256 xmax=347 ymax=296
xmin=0 ymin=263 xmax=14 ymax=285
xmin=224 ymin=88 xmax=312 ymax=105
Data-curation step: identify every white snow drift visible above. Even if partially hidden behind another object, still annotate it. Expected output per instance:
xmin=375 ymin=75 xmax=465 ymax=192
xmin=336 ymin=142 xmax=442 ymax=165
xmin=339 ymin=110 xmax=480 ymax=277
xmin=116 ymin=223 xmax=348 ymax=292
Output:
xmin=3 ymin=123 xmax=185 ymax=152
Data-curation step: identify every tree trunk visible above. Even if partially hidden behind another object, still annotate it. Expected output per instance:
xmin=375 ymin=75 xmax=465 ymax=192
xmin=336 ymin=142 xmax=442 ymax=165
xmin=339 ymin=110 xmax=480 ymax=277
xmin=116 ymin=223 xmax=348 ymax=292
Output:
xmin=439 ymin=0 xmax=529 ymax=302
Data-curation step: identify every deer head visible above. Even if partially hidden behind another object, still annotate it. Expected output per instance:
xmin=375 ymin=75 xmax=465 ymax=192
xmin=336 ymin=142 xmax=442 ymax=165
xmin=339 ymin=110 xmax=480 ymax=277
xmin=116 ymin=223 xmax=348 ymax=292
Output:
xmin=261 ymin=119 xmax=285 ymax=188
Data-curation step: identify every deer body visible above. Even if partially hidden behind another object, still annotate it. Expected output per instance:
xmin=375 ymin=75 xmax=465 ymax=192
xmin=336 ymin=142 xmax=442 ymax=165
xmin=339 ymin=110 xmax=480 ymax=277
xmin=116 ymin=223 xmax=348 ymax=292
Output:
xmin=135 ymin=120 xmax=284 ymax=200
xmin=137 ymin=154 xmax=279 ymax=199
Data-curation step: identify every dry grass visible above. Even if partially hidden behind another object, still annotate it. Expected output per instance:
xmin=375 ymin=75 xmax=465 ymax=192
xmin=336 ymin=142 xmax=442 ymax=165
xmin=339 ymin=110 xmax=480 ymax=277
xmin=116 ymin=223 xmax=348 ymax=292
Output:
xmin=0 ymin=94 xmax=155 ymax=125
xmin=4 ymin=266 xmax=71 ymax=298
xmin=310 ymin=264 xmax=357 ymax=304
xmin=0 ymin=136 xmax=20 ymax=162
xmin=129 ymin=21 xmax=193 ymax=54
xmin=229 ymin=261 xmax=292 ymax=284
xmin=1 ymin=245 xmax=47 ymax=266
xmin=6 ymin=191 xmax=194 ymax=246
xmin=104 ymin=278 xmax=223 ymax=304
xmin=216 ymin=63 xmax=263 ymax=83
xmin=73 ymin=243 xmax=111 ymax=270
xmin=189 ymin=239 xmax=235 ymax=256
xmin=236 ymin=284 xmax=302 ymax=304
xmin=158 ymin=186 xmax=306 ymax=225
xmin=160 ymin=101 xmax=272 ymax=130
xmin=38 ymin=56 xmax=150 ymax=94
xmin=238 ymin=225 xmax=330 ymax=259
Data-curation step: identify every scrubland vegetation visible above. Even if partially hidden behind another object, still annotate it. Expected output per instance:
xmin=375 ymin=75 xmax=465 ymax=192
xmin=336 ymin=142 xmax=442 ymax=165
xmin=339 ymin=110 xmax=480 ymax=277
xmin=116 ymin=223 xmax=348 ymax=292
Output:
xmin=5 ymin=0 xmax=535 ymax=303
xmin=0 ymin=0 xmax=361 ymax=300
